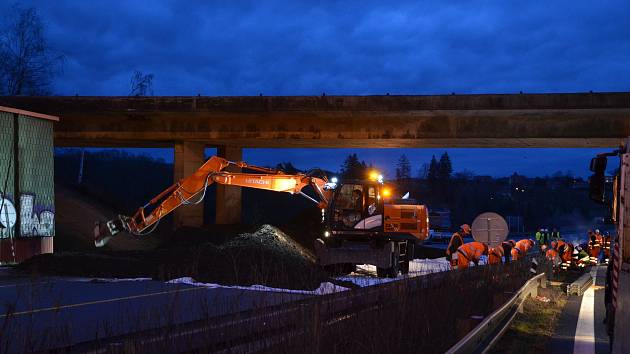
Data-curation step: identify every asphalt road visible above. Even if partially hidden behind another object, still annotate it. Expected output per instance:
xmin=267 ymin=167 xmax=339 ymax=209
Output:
xmin=549 ymin=265 xmax=609 ymax=353
xmin=0 ymin=272 xmax=310 ymax=353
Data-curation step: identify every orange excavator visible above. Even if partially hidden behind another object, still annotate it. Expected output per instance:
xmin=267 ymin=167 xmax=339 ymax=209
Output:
xmin=95 ymin=155 xmax=429 ymax=278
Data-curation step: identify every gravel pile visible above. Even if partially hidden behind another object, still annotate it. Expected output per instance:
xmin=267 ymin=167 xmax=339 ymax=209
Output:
xmin=195 ymin=225 xmax=326 ymax=289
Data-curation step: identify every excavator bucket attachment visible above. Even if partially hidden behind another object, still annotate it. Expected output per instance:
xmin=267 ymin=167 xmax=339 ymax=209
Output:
xmin=106 ymin=216 xmax=127 ymax=235
xmin=94 ymin=216 xmax=127 ymax=247
xmin=94 ymin=221 xmax=111 ymax=247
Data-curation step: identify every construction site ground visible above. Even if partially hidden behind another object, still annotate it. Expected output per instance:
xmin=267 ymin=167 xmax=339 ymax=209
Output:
xmin=42 ymin=185 xmax=452 ymax=291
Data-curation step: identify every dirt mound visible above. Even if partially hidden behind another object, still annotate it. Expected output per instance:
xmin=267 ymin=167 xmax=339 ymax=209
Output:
xmin=195 ymin=225 xmax=324 ymax=289
xmin=223 ymin=224 xmax=315 ymax=261
xmin=55 ymin=184 xmax=164 ymax=251
xmin=19 ymin=225 xmax=332 ymax=290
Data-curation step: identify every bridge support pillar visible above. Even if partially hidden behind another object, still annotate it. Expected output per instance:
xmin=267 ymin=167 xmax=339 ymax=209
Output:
xmin=173 ymin=141 xmax=205 ymax=228
xmin=216 ymin=145 xmax=242 ymax=224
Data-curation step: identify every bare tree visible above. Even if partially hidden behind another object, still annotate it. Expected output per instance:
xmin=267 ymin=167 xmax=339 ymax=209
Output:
xmin=130 ymin=70 xmax=154 ymax=96
xmin=0 ymin=4 xmax=64 ymax=95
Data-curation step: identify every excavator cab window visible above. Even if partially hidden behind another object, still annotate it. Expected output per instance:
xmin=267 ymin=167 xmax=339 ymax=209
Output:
xmin=367 ymin=186 xmax=377 ymax=215
xmin=332 ymin=183 xmax=365 ymax=229
xmin=330 ymin=183 xmax=384 ymax=230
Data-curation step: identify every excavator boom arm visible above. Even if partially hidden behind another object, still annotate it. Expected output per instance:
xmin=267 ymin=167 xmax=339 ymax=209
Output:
xmin=95 ymin=156 xmax=329 ymax=246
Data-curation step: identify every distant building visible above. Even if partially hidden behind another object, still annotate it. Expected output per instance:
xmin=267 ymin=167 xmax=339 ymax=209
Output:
xmin=0 ymin=106 xmax=58 ymax=263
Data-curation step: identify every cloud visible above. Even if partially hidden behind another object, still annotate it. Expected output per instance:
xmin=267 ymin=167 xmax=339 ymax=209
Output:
xmin=4 ymin=0 xmax=629 ymax=95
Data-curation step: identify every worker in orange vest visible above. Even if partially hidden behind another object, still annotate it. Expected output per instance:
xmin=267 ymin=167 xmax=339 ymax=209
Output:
xmin=588 ymin=230 xmax=602 ymax=258
xmin=488 ymin=244 xmax=504 ymax=265
xmin=559 ymin=242 xmax=575 ymax=270
xmin=455 ymin=241 xmax=488 ymax=270
xmin=446 ymin=224 xmax=470 ymax=269
xmin=511 ymin=239 xmax=534 ymax=261
xmin=551 ymin=239 xmax=566 ymax=252
xmin=546 ymin=247 xmax=561 ymax=267
xmin=502 ymin=240 xmax=516 ymax=263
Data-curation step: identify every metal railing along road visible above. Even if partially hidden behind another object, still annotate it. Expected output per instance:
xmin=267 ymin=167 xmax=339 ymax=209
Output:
xmin=445 ymin=272 xmax=546 ymax=354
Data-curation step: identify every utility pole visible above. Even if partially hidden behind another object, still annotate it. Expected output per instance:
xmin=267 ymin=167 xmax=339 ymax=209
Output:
xmin=78 ymin=149 xmax=85 ymax=184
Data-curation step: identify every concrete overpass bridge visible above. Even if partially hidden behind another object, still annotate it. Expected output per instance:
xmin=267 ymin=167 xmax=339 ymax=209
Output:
xmin=2 ymin=92 xmax=629 ymax=227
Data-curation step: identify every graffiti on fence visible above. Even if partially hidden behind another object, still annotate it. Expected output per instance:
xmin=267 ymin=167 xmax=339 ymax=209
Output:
xmin=0 ymin=194 xmax=54 ymax=237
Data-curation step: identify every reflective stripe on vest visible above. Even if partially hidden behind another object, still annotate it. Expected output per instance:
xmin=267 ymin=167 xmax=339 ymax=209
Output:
xmin=457 ymin=248 xmax=469 ymax=262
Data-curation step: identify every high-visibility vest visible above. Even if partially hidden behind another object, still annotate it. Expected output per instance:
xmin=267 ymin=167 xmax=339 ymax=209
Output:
xmin=457 ymin=242 xmax=486 ymax=263
xmin=488 ymin=246 xmax=504 ymax=264
xmin=446 ymin=232 xmax=464 ymax=256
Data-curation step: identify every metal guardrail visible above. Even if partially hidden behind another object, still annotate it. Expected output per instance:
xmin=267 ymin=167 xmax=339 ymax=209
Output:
xmin=446 ymin=272 xmax=546 ymax=354
xmin=567 ymin=272 xmax=593 ymax=296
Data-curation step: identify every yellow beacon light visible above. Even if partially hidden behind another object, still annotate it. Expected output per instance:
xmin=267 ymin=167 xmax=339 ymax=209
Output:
xmin=382 ymin=188 xmax=391 ymax=197
xmin=369 ymin=170 xmax=379 ymax=181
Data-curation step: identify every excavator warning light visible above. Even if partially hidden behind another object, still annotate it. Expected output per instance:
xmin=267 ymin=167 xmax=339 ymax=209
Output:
xmin=382 ymin=188 xmax=391 ymax=197
xmin=369 ymin=171 xmax=384 ymax=183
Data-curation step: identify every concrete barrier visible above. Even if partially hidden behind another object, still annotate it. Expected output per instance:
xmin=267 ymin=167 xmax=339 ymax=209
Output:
xmin=567 ymin=272 xmax=593 ymax=296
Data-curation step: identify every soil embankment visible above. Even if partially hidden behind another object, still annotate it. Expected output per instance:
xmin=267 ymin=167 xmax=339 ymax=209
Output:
xmin=55 ymin=184 xmax=164 ymax=251
xmin=20 ymin=224 xmax=336 ymax=290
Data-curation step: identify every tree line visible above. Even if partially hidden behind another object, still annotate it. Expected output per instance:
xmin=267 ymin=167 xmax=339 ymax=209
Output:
xmin=338 ymin=152 xmax=607 ymax=233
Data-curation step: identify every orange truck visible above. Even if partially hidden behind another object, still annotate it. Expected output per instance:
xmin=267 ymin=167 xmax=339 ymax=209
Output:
xmin=95 ymin=156 xmax=429 ymax=278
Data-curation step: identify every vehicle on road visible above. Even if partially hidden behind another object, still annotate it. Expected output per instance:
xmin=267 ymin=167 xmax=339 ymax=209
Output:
xmin=588 ymin=142 xmax=630 ymax=352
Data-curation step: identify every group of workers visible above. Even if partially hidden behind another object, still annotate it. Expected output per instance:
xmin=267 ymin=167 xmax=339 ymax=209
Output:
xmin=445 ymin=224 xmax=536 ymax=270
xmin=444 ymin=224 xmax=613 ymax=271
xmin=535 ymin=227 xmax=561 ymax=246
xmin=541 ymin=229 xmax=612 ymax=272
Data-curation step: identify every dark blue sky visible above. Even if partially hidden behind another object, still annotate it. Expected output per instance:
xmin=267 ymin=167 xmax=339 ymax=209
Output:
xmin=6 ymin=1 xmax=629 ymax=95
xmin=12 ymin=1 xmax=630 ymax=176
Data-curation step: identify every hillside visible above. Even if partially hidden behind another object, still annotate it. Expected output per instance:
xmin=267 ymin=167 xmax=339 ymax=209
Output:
xmin=54 ymin=184 xmax=165 ymax=252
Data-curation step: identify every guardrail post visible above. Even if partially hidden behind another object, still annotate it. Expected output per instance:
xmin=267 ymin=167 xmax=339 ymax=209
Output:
xmin=518 ymin=276 xmax=539 ymax=313
xmin=540 ymin=276 xmax=547 ymax=288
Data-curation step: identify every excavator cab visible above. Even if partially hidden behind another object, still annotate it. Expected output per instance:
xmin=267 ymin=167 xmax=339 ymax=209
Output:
xmin=317 ymin=179 xmax=428 ymax=277
xmin=327 ymin=181 xmax=384 ymax=233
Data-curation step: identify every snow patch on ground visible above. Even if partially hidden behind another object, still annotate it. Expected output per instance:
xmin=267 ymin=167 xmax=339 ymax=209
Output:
xmin=337 ymin=256 xmax=489 ymax=287
xmin=337 ymin=257 xmax=452 ymax=287
xmin=166 ymin=277 xmax=348 ymax=295
xmin=73 ymin=277 xmax=154 ymax=283
xmin=336 ymin=265 xmax=397 ymax=287
xmin=409 ymin=257 xmax=452 ymax=274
